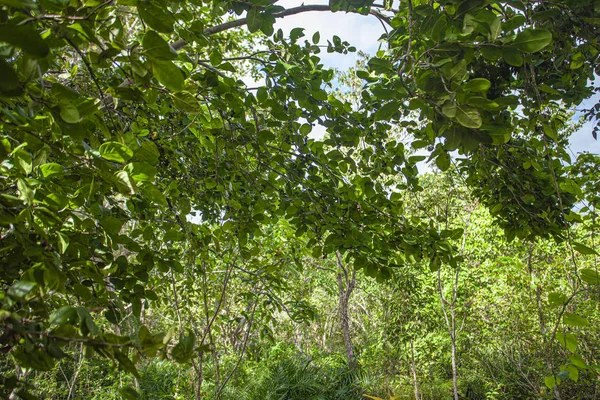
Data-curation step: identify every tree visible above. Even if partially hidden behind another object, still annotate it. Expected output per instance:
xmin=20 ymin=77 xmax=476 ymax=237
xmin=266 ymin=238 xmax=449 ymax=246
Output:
xmin=1 ymin=0 xmax=599 ymax=397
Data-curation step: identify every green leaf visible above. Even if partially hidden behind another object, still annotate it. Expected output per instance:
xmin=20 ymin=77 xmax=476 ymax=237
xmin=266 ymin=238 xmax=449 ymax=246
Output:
xmin=140 ymin=183 xmax=167 ymax=206
xmin=247 ymin=7 xmax=263 ymax=33
xmin=143 ymin=30 xmax=177 ymax=60
xmin=50 ymin=306 xmax=79 ymax=326
xmin=40 ymin=163 xmax=65 ymax=178
xmin=172 ymin=330 xmax=195 ymax=363
xmin=442 ymin=101 xmax=456 ymax=118
xmin=7 ymin=281 xmax=36 ymax=300
xmin=0 ymin=59 xmax=23 ymax=96
xmin=137 ymin=0 xmax=173 ymax=33
xmin=59 ymin=103 xmax=80 ymax=123
xmin=0 ymin=24 xmax=49 ymax=57
xmin=100 ymin=142 xmax=134 ymax=163
xmin=17 ymin=178 xmax=33 ymax=205
xmin=133 ymin=141 xmax=160 ymax=165
xmin=573 ymin=242 xmax=598 ymax=255
xmin=209 ymin=49 xmax=222 ymax=66
xmin=502 ymin=47 xmax=523 ymax=67
xmin=556 ymin=332 xmax=578 ymax=352
xmin=114 ymin=349 xmax=141 ymax=378
xmin=100 ymin=216 xmax=125 ymax=235
xmin=564 ymin=312 xmax=589 ymax=327
xmin=463 ymin=78 xmax=491 ymax=92
xmin=124 ymin=162 xmax=157 ymax=182
xmin=300 ymin=123 xmax=312 ymax=135
xmin=151 ymin=60 xmax=185 ymax=92
xmin=580 ymin=268 xmax=600 ymax=285
xmin=435 ymin=151 xmax=451 ymax=171
xmin=57 ymin=232 xmax=69 ymax=254
xmin=441 ymin=59 xmax=467 ymax=82
xmin=312 ymin=31 xmax=320 ymax=44
xmin=14 ymin=149 xmax=32 ymax=175
xmin=455 ymin=106 xmax=482 ymax=128
xmin=513 ymin=29 xmax=552 ymax=53
xmin=119 ymin=387 xmax=141 ymax=400
xmin=544 ymin=375 xmax=557 ymax=389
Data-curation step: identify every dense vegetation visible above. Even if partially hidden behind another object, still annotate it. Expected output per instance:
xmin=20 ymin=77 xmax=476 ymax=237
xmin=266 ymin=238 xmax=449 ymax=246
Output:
xmin=1 ymin=0 xmax=599 ymax=398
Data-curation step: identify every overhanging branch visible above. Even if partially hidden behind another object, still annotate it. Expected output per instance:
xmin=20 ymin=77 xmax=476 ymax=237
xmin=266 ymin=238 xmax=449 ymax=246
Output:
xmin=171 ymin=4 xmax=392 ymax=50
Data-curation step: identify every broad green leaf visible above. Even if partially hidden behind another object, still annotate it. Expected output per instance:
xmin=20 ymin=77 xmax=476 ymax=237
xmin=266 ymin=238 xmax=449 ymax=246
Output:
xmin=435 ymin=151 xmax=451 ymax=171
xmin=463 ymin=78 xmax=491 ymax=92
xmin=172 ymin=331 xmax=195 ymax=363
xmin=502 ymin=14 xmax=526 ymax=32
xmin=100 ymin=215 xmax=124 ymax=235
xmin=17 ymin=178 xmax=33 ymax=205
xmin=441 ymin=59 xmax=467 ymax=82
xmin=312 ymin=31 xmax=320 ymax=44
xmin=14 ymin=149 xmax=32 ymax=175
xmin=570 ymin=355 xmax=587 ymax=369
xmin=300 ymin=123 xmax=312 ymax=135
xmin=119 ymin=387 xmax=141 ymax=400
xmin=13 ymin=347 xmax=55 ymax=371
xmin=548 ymin=292 xmax=567 ymax=307
xmin=124 ymin=162 xmax=157 ymax=182
xmin=544 ymin=375 xmax=557 ymax=389
xmin=100 ymin=142 xmax=133 ymax=163
xmin=580 ymin=268 xmax=600 ymax=285
xmin=502 ymin=47 xmax=523 ymax=67
xmin=556 ymin=332 xmax=578 ymax=352
xmin=143 ymin=30 xmax=177 ymax=60
xmin=137 ymin=0 xmax=173 ymax=33
xmin=573 ymin=242 xmax=597 ymax=255
xmin=567 ymin=365 xmax=579 ymax=382
xmin=40 ymin=163 xmax=64 ymax=178
xmin=442 ymin=101 xmax=456 ymax=118
xmin=247 ymin=7 xmax=263 ymax=33
xmin=0 ymin=24 xmax=49 ymax=57
xmin=564 ymin=312 xmax=589 ymax=327
xmin=114 ymin=350 xmax=141 ymax=378
xmin=455 ymin=106 xmax=482 ymax=128
xmin=133 ymin=141 xmax=160 ymax=165
xmin=0 ymin=59 xmax=23 ymax=96
xmin=59 ymin=103 xmax=80 ymax=123
xmin=57 ymin=232 xmax=69 ymax=254
xmin=7 ymin=281 xmax=36 ymax=299
xmin=115 ymin=170 xmax=138 ymax=194
xmin=151 ymin=60 xmax=184 ymax=92
xmin=140 ymin=183 xmax=167 ymax=206
xmin=513 ymin=29 xmax=552 ymax=53
xmin=50 ymin=306 xmax=79 ymax=326
xmin=209 ymin=49 xmax=222 ymax=66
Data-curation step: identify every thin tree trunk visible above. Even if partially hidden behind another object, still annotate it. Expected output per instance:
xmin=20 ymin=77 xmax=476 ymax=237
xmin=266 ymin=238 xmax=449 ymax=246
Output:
xmin=438 ymin=269 xmax=459 ymax=400
xmin=410 ymin=338 xmax=421 ymax=400
xmin=528 ymin=244 xmax=562 ymax=400
xmin=336 ymin=251 xmax=356 ymax=365
xmin=450 ymin=308 xmax=458 ymax=400
xmin=194 ymin=352 xmax=204 ymax=400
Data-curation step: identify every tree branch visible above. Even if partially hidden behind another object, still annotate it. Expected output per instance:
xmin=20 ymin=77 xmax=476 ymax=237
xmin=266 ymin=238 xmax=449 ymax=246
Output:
xmin=171 ymin=5 xmax=392 ymax=51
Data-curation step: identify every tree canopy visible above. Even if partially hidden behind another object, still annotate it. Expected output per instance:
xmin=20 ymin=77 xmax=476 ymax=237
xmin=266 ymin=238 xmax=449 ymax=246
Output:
xmin=1 ymin=0 xmax=599 ymax=398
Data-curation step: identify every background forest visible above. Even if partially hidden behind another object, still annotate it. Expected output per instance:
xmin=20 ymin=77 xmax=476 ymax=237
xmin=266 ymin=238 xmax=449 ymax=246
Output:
xmin=1 ymin=0 xmax=600 ymax=399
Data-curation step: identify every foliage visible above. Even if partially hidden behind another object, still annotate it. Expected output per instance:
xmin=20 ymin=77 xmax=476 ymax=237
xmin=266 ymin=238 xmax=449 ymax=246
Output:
xmin=1 ymin=0 xmax=599 ymax=398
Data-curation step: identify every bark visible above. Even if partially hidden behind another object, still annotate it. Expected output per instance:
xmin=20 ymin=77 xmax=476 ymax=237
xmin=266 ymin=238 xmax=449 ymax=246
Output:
xmin=528 ymin=245 xmax=562 ymax=400
xmin=336 ymin=251 xmax=356 ymax=365
xmin=410 ymin=338 xmax=421 ymax=400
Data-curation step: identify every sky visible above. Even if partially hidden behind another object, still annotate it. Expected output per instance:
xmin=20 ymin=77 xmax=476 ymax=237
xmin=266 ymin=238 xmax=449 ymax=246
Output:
xmin=266 ymin=0 xmax=599 ymax=158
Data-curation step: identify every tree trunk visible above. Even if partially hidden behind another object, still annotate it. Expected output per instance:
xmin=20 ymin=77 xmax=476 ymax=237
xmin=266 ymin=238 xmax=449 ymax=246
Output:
xmin=336 ymin=251 xmax=356 ymax=365
xmin=195 ymin=352 xmax=204 ymax=400
xmin=450 ymin=310 xmax=458 ymax=400
xmin=410 ymin=338 xmax=421 ymax=400
xmin=528 ymin=245 xmax=561 ymax=400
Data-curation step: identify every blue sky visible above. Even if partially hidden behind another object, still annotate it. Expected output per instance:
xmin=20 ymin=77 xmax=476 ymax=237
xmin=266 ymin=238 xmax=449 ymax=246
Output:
xmin=271 ymin=1 xmax=599 ymax=157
